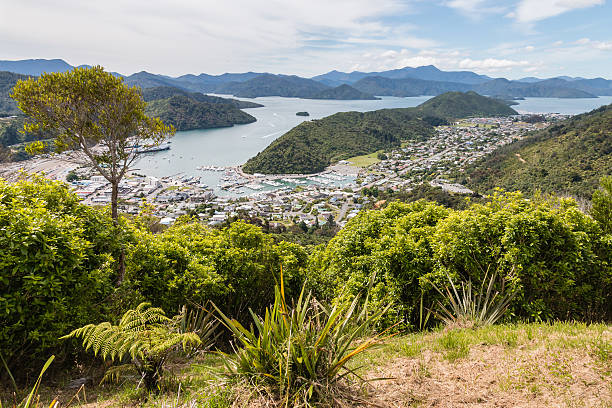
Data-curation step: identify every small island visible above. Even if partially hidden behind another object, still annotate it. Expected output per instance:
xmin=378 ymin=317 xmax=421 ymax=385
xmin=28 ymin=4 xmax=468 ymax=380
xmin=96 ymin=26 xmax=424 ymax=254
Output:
xmin=296 ymin=111 xmax=310 ymax=117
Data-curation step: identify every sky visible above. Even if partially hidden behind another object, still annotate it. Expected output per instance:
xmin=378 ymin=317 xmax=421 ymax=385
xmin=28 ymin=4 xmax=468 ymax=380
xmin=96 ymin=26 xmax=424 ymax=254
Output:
xmin=0 ymin=0 xmax=610 ymax=79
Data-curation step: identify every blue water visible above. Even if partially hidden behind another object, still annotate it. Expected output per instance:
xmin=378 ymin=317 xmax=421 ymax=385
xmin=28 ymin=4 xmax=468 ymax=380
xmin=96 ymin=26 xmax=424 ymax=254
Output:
xmin=134 ymin=96 xmax=431 ymax=188
xmin=135 ymin=95 xmax=612 ymax=189
xmin=512 ymin=96 xmax=612 ymax=115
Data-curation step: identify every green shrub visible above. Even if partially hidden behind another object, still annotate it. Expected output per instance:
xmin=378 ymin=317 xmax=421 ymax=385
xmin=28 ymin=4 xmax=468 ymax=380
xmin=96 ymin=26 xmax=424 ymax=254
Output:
xmin=125 ymin=221 xmax=308 ymax=321
xmin=314 ymin=192 xmax=611 ymax=327
xmin=433 ymin=191 xmax=610 ymax=321
xmin=591 ymin=176 xmax=612 ymax=235
xmin=0 ymin=176 xmax=121 ymax=375
xmin=310 ymin=200 xmax=450 ymax=327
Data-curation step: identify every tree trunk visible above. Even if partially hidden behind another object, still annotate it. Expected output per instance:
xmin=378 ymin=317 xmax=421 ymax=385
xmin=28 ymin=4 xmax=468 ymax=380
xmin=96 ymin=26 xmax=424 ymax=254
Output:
xmin=111 ymin=181 xmax=126 ymax=284
xmin=111 ymin=181 xmax=119 ymax=222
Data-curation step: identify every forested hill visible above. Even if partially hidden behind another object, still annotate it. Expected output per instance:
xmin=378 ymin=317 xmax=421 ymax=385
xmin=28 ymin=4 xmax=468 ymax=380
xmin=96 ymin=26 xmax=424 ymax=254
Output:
xmin=0 ymin=71 xmax=31 ymax=115
xmin=242 ymin=92 xmax=518 ymax=174
xmin=305 ymin=84 xmax=379 ymax=100
xmin=416 ymin=91 xmax=518 ymax=118
xmin=216 ymin=74 xmax=330 ymax=98
xmin=463 ymin=103 xmax=612 ymax=197
xmin=352 ymin=76 xmax=472 ymax=97
xmin=242 ymin=109 xmax=433 ymax=174
xmin=216 ymin=74 xmax=379 ymax=100
xmin=145 ymin=95 xmax=256 ymax=131
xmin=140 ymin=86 xmax=263 ymax=109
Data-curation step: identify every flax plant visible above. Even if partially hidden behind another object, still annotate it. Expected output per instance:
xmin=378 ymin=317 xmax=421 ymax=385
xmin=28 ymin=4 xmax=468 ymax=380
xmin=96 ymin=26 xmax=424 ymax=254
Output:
xmin=213 ymin=274 xmax=390 ymax=406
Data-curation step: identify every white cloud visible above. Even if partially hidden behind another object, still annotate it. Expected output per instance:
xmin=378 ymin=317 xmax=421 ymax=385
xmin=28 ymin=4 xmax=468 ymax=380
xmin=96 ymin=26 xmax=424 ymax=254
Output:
xmin=575 ymin=38 xmax=591 ymax=44
xmin=525 ymin=46 xmax=535 ymax=51
xmin=513 ymin=0 xmax=604 ymax=23
xmin=0 ymin=0 xmax=427 ymax=76
xmin=458 ymin=58 xmax=530 ymax=70
xmin=593 ymin=41 xmax=612 ymax=50
xmin=446 ymin=0 xmax=485 ymax=12
xmin=348 ymin=49 xmax=537 ymax=75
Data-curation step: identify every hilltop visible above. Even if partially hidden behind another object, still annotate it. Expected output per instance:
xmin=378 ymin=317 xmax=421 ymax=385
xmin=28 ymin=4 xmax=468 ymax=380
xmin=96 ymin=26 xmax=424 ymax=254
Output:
xmin=242 ymin=92 xmax=518 ymax=174
xmin=463 ymin=103 xmax=612 ymax=197
xmin=416 ymin=91 xmax=518 ymax=118
xmin=145 ymin=95 xmax=257 ymax=131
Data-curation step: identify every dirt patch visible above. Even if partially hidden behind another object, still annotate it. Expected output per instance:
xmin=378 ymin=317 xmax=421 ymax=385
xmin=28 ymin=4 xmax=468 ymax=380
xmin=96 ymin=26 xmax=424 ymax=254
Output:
xmin=365 ymin=344 xmax=611 ymax=407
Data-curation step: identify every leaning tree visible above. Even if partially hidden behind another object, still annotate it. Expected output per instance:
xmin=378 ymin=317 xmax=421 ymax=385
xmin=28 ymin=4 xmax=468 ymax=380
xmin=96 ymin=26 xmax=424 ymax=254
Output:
xmin=11 ymin=65 xmax=174 ymax=221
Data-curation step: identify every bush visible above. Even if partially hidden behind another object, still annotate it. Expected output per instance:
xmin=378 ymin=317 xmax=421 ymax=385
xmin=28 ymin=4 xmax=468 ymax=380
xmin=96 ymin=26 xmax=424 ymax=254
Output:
xmin=591 ymin=176 xmax=612 ymax=235
xmin=313 ymin=192 xmax=611 ymax=327
xmin=125 ymin=221 xmax=308 ymax=321
xmin=310 ymin=200 xmax=450 ymax=327
xmin=433 ymin=191 xmax=610 ymax=321
xmin=0 ymin=176 xmax=121 ymax=375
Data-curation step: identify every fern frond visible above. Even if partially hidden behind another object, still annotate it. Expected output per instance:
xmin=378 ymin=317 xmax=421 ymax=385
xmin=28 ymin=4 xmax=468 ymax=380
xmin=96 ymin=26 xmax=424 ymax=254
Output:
xmin=101 ymin=364 xmax=137 ymax=384
xmin=62 ymin=302 xmax=207 ymax=391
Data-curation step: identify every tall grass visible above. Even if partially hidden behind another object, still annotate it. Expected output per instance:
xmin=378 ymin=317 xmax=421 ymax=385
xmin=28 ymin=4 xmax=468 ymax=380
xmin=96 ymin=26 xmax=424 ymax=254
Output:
xmin=213 ymin=275 xmax=391 ymax=406
xmin=0 ymin=355 xmax=56 ymax=408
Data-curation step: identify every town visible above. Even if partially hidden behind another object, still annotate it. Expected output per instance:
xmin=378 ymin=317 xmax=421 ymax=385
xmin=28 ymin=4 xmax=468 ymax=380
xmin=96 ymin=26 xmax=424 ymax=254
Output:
xmin=0 ymin=113 xmax=564 ymax=229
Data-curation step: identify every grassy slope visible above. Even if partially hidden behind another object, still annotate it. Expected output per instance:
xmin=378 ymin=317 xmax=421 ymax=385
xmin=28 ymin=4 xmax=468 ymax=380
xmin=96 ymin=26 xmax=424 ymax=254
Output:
xmin=464 ymin=103 xmax=612 ymax=198
xmin=22 ymin=322 xmax=611 ymax=407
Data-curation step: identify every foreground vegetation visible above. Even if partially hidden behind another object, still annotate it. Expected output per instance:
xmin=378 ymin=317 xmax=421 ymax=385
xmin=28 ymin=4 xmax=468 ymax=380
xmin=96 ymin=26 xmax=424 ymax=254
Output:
xmin=5 ymin=322 xmax=610 ymax=407
xmin=1 ymin=175 xmax=611 ymax=406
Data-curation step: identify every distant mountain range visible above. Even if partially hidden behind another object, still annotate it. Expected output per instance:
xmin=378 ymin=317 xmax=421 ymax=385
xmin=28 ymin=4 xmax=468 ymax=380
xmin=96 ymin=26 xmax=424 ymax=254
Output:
xmin=1 ymin=59 xmax=611 ymax=102
xmin=312 ymin=65 xmax=492 ymax=86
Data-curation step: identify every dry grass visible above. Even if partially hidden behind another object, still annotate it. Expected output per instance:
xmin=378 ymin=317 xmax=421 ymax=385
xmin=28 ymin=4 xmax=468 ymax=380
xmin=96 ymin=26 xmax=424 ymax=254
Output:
xmin=361 ymin=322 xmax=612 ymax=407
xmin=6 ymin=322 xmax=611 ymax=407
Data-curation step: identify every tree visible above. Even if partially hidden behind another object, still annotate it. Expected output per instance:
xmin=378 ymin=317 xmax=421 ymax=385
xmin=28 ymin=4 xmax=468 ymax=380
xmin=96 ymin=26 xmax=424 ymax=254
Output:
xmin=591 ymin=176 xmax=612 ymax=234
xmin=11 ymin=66 xmax=174 ymax=221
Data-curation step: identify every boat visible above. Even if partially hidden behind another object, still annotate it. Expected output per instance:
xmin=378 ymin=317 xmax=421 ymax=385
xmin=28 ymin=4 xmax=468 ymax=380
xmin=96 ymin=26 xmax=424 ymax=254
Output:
xmin=135 ymin=142 xmax=171 ymax=153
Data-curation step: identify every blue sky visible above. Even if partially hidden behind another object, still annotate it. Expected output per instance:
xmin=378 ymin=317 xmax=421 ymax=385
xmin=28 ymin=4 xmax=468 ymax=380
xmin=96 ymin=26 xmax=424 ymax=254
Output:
xmin=0 ymin=0 xmax=610 ymax=78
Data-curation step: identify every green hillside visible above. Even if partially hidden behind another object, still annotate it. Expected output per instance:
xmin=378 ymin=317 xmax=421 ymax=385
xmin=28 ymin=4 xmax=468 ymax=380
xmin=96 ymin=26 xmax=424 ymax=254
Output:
xmin=243 ymin=109 xmax=433 ymax=174
xmin=217 ymin=74 xmax=329 ymax=98
xmin=306 ymin=84 xmax=380 ymax=100
xmin=140 ymin=86 xmax=262 ymax=108
xmin=464 ymin=103 xmax=612 ymax=197
xmin=353 ymin=76 xmax=472 ymax=97
xmin=243 ymin=92 xmax=517 ymax=174
xmin=416 ymin=91 xmax=518 ymax=118
xmin=145 ymin=95 xmax=256 ymax=131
